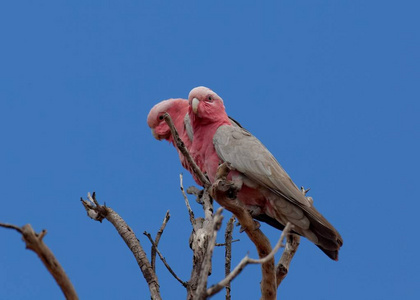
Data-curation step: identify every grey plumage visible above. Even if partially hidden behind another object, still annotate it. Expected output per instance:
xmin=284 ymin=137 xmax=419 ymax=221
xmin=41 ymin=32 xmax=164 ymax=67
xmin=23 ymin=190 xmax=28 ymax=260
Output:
xmin=213 ymin=125 xmax=343 ymax=260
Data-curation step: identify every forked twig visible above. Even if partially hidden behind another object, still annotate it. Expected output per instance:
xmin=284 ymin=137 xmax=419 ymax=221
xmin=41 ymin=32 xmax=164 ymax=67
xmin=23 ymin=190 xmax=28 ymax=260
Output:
xmin=224 ymin=215 xmax=235 ymax=300
xmin=180 ymin=174 xmax=195 ymax=226
xmin=207 ymin=223 xmax=293 ymax=297
xmin=81 ymin=192 xmax=161 ymax=300
xmin=144 ymin=232 xmax=188 ymax=287
xmin=151 ymin=210 xmax=171 ymax=271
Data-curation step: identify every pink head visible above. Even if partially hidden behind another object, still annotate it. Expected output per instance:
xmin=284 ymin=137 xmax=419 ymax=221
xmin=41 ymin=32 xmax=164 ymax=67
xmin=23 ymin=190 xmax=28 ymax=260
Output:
xmin=188 ymin=86 xmax=228 ymax=124
xmin=147 ymin=98 xmax=189 ymax=141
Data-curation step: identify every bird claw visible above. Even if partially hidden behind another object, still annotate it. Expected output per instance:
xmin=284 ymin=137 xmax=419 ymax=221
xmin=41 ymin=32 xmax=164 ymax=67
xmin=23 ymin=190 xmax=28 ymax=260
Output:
xmin=237 ymin=219 xmax=261 ymax=232
xmin=247 ymin=206 xmax=263 ymax=217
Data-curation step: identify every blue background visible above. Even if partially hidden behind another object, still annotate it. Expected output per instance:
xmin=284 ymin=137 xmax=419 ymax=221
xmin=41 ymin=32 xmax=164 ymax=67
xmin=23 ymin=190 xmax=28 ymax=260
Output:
xmin=1 ymin=1 xmax=419 ymax=299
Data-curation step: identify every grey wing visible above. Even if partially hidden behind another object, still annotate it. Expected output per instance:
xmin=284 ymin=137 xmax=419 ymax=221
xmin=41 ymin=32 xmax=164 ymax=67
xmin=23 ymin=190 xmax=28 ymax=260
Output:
xmin=213 ymin=125 xmax=311 ymax=208
xmin=214 ymin=125 xmax=343 ymax=250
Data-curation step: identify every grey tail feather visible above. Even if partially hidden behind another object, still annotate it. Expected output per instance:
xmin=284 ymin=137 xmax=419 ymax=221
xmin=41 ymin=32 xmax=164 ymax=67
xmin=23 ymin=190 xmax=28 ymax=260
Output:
xmin=254 ymin=214 xmax=342 ymax=261
xmin=318 ymin=247 xmax=339 ymax=261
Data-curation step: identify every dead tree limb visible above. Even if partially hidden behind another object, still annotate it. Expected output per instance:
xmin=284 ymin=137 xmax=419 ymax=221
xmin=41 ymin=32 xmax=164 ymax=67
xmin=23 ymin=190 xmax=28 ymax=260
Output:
xmin=185 ymin=187 xmax=216 ymax=300
xmin=194 ymin=207 xmax=224 ymax=300
xmin=276 ymin=233 xmax=300 ymax=286
xmin=207 ymin=223 xmax=293 ymax=297
xmin=81 ymin=192 xmax=162 ymax=300
xmin=180 ymin=173 xmax=196 ymax=225
xmin=211 ymin=162 xmax=277 ymax=300
xmin=164 ymin=113 xmax=210 ymax=187
xmin=224 ymin=215 xmax=235 ymax=300
xmin=0 ymin=222 xmax=78 ymax=300
xmin=151 ymin=210 xmax=170 ymax=271
xmin=144 ymin=232 xmax=188 ymax=288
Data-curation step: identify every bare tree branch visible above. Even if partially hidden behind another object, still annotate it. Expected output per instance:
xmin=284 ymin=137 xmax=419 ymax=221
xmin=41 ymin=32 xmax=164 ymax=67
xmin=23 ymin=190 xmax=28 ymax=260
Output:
xmin=151 ymin=210 xmax=171 ymax=271
xmin=194 ymin=207 xmax=224 ymax=300
xmin=81 ymin=192 xmax=162 ymax=300
xmin=224 ymin=215 xmax=235 ymax=300
xmin=210 ymin=162 xmax=277 ymax=300
xmin=276 ymin=233 xmax=300 ymax=286
xmin=215 ymin=239 xmax=239 ymax=247
xmin=163 ymin=113 xmax=210 ymax=187
xmin=144 ymin=231 xmax=188 ymax=288
xmin=157 ymin=119 xmax=218 ymax=299
xmin=0 ymin=222 xmax=23 ymax=233
xmin=207 ymin=223 xmax=293 ymax=297
xmin=180 ymin=173 xmax=195 ymax=225
xmin=0 ymin=222 xmax=78 ymax=300
xmin=187 ymin=187 xmax=216 ymax=300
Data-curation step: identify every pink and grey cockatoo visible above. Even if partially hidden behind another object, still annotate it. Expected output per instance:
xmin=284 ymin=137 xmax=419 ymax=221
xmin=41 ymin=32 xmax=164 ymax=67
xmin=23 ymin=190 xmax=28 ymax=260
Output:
xmin=147 ymin=98 xmax=201 ymax=184
xmin=147 ymin=98 xmax=242 ymax=185
xmin=187 ymin=86 xmax=343 ymax=260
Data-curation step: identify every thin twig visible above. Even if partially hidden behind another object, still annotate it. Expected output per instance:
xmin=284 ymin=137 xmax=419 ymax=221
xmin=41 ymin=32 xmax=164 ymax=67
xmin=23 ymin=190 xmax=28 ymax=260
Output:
xmin=180 ymin=174 xmax=195 ymax=225
xmin=144 ymin=232 xmax=188 ymax=288
xmin=1 ymin=222 xmax=78 ymax=300
xmin=276 ymin=233 xmax=300 ymax=286
xmin=211 ymin=162 xmax=277 ymax=300
xmin=195 ymin=207 xmax=224 ymax=299
xmin=215 ymin=239 xmax=239 ymax=247
xmin=224 ymin=215 xmax=235 ymax=300
xmin=186 ymin=187 xmax=216 ymax=300
xmin=0 ymin=222 xmax=23 ymax=233
xmin=81 ymin=193 xmax=161 ymax=300
xmin=201 ymin=188 xmax=214 ymax=220
xmin=207 ymin=223 xmax=293 ymax=297
xmin=151 ymin=210 xmax=171 ymax=272
xmin=163 ymin=113 xmax=210 ymax=187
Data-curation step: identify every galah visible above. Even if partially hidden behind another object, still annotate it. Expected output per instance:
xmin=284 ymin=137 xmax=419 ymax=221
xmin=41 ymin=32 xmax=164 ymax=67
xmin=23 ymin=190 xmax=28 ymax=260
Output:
xmin=187 ymin=86 xmax=343 ymax=260
xmin=147 ymin=98 xmax=242 ymax=185
xmin=147 ymin=98 xmax=201 ymax=184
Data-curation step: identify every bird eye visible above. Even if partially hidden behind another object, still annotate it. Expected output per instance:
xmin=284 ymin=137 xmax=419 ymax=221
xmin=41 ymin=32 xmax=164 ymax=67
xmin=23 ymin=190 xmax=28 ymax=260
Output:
xmin=207 ymin=95 xmax=213 ymax=101
xmin=159 ymin=115 xmax=164 ymax=120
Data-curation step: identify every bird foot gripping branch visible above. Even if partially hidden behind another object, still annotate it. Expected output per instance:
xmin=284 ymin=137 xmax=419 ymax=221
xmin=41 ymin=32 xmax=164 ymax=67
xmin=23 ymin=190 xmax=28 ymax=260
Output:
xmin=211 ymin=162 xmax=240 ymax=200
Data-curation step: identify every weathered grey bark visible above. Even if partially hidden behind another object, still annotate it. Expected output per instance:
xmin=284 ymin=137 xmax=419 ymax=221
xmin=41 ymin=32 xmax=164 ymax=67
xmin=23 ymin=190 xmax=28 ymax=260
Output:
xmin=194 ymin=207 xmax=224 ymax=300
xmin=0 ymin=222 xmax=78 ymax=300
xmin=207 ymin=223 xmax=292 ymax=298
xmin=276 ymin=233 xmax=300 ymax=286
xmin=144 ymin=231 xmax=188 ymax=287
xmin=151 ymin=210 xmax=170 ymax=272
xmin=211 ymin=162 xmax=277 ymax=300
xmin=183 ymin=187 xmax=216 ymax=300
xmin=224 ymin=216 xmax=235 ymax=300
xmin=81 ymin=193 xmax=161 ymax=300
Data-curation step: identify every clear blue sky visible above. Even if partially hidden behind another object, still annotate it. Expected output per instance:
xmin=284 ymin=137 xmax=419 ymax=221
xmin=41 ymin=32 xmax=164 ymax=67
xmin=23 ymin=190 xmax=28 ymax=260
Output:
xmin=1 ymin=1 xmax=419 ymax=299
